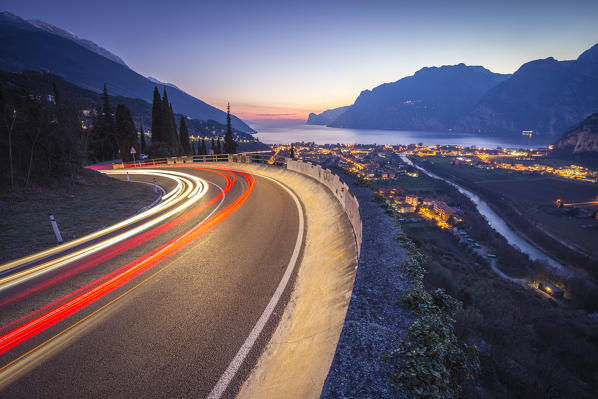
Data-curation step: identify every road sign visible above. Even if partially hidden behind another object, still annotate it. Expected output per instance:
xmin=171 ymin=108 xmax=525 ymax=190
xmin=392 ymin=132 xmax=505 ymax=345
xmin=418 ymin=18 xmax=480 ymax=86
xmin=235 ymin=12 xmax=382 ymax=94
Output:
xmin=130 ymin=146 xmax=136 ymax=154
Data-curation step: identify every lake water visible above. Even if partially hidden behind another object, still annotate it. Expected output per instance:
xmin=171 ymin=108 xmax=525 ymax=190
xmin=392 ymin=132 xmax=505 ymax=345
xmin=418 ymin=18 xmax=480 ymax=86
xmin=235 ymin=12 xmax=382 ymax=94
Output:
xmin=254 ymin=124 xmax=551 ymax=149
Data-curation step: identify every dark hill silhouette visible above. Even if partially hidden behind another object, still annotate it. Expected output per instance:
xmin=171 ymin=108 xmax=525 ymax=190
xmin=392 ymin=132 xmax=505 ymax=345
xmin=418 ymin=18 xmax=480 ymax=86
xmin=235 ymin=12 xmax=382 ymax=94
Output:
xmin=329 ymin=64 xmax=509 ymax=131
xmin=458 ymin=43 xmax=598 ymax=138
xmin=0 ymin=11 xmax=252 ymax=132
xmin=306 ymin=106 xmax=349 ymax=125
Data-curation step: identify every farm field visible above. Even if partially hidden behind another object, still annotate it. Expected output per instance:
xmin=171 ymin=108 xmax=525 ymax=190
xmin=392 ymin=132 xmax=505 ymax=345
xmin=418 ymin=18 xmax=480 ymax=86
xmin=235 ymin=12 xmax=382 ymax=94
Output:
xmin=423 ymin=156 xmax=598 ymax=258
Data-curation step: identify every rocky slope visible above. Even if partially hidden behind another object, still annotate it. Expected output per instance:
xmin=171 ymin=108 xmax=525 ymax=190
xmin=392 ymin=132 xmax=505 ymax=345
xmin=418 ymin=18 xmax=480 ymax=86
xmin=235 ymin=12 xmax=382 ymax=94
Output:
xmin=553 ymin=112 xmax=598 ymax=154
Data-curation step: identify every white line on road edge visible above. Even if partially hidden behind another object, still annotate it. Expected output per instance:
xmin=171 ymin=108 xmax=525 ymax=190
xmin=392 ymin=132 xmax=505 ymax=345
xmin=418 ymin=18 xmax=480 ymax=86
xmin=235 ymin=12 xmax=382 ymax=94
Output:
xmin=0 ymin=178 xmax=227 ymax=390
xmin=206 ymin=174 xmax=305 ymax=399
xmin=129 ymin=180 xmax=166 ymax=214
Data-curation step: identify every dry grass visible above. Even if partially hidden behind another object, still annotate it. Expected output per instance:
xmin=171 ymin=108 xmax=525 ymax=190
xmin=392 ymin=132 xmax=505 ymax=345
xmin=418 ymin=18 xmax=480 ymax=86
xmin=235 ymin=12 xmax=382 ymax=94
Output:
xmin=0 ymin=169 xmax=157 ymax=264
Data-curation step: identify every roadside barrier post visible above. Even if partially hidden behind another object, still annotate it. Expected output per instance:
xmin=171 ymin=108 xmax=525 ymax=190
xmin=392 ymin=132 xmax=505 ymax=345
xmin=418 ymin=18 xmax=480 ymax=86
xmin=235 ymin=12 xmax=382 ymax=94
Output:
xmin=127 ymin=171 xmax=130 ymax=181
xmin=49 ymin=214 xmax=63 ymax=243
xmin=153 ymin=178 xmax=157 ymax=193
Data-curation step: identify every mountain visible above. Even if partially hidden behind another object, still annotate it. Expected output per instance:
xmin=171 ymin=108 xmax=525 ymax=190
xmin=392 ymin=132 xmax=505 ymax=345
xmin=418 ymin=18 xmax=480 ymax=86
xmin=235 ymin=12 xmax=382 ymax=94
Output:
xmin=28 ymin=18 xmax=129 ymax=68
xmin=146 ymin=76 xmax=181 ymax=91
xmin=328 ymin=64 xmax=510 ymax=130
xmin=306 ymin=106 xmax=349 ymax=125
xmin=553 ymin=112 xmax=598 ymax=154
xmin=0 ymin=11 xmax=253 ymax=132
xmin=457 ymin=44 xmax=598 ymax=138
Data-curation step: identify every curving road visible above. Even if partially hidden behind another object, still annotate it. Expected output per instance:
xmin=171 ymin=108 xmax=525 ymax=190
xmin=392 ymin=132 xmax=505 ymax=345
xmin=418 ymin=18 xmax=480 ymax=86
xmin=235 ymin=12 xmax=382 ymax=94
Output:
xmin=0 ymin=165 xmax=303 ymax=398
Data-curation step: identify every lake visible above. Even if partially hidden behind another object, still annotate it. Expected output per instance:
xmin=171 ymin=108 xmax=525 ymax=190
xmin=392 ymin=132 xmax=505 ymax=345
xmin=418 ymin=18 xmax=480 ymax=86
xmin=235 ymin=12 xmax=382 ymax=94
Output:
xmin=253 ymin=124 xmax=552 ymax=149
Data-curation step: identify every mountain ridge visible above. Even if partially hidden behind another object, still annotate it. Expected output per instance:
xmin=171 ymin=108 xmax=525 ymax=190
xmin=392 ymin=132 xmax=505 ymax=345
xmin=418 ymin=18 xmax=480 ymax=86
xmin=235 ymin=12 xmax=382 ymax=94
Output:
xmin=28 ymin=18 xmax=129 ymax=68
xmin=306 ymin=105 xmax=349 ymax=125
xmin=328 ymin=63 xmax=510 ymax=131
xmin=312 ymin=44 xmax=598 ymax=139
xmin=0 ymin=11 xmax=253 ymax=132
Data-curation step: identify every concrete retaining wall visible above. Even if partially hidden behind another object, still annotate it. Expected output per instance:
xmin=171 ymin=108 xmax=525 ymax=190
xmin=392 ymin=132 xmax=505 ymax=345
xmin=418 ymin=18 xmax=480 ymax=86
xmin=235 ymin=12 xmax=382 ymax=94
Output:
xmin=286 ymin=159 xmax=362 ymax=256
xmin=233 ymin=164 xmax=359 ymax=399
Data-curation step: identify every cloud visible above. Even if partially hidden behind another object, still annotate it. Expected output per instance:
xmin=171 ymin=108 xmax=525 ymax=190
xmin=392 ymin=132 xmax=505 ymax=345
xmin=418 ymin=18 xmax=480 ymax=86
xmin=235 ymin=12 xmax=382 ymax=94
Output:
xmin=254 ymin=113 xmax=298 ymax=117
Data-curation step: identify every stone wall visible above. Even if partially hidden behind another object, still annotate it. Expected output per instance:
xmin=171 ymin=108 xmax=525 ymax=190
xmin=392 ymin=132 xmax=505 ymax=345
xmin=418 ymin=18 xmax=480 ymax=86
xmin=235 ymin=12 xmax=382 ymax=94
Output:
xmin=286 ymin=158 xmax=362 ymax=256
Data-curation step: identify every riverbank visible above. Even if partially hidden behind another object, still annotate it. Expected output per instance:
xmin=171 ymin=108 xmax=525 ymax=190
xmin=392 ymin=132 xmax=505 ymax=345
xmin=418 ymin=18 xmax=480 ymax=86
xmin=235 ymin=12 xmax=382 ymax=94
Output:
xmin=346 ymin=163 xmax=598 ymax=398
xmin=411 ymin=156 xmax=598 ymax=280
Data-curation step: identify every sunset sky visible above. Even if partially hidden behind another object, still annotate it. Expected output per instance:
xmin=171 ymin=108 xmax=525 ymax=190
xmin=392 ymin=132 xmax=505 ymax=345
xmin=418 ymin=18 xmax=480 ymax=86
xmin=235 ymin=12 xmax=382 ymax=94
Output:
xmin=3 ymin=0 xmax=598 ymax=126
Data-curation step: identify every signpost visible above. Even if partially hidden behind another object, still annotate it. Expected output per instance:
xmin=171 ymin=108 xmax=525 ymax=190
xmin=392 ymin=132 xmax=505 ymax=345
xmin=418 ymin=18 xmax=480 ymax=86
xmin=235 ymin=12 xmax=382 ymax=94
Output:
xmin=130 ymin=146 xmax=137 ymax=166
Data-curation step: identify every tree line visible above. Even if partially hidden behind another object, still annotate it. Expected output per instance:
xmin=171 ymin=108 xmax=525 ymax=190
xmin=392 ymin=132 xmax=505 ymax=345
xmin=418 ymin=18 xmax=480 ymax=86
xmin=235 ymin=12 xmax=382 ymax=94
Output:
xmin=1 ymin=78 xmax=237 ymax=191
xmin=149 ymin=87 xmax=236 ymax=157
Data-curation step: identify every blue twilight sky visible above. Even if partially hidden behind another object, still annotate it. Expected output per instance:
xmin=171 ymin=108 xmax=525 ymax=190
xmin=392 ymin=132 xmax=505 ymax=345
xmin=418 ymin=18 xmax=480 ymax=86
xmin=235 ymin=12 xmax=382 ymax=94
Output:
xmin=2 ymin=0 xmax=598 ymax=123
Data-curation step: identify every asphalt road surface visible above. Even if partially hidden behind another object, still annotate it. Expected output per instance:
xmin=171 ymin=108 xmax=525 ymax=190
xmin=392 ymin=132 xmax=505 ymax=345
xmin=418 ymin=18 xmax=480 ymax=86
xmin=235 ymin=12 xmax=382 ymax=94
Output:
xmin=0 ymin=164 xmax=302 ymax=398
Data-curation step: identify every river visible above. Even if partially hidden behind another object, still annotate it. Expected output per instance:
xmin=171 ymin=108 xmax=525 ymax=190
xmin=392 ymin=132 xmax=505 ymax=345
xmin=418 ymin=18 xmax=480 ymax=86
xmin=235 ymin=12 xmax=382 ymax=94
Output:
xmin=400 ymin=155 xmax=564 ymax=270
xmin=253 ymin=124 xmax=551 ymax=149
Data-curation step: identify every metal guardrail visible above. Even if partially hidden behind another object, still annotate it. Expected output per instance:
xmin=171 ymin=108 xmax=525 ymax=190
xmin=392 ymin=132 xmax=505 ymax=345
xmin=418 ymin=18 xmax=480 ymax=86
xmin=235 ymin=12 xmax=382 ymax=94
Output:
xmin=111 ymin=153 xmax=281 ymax=169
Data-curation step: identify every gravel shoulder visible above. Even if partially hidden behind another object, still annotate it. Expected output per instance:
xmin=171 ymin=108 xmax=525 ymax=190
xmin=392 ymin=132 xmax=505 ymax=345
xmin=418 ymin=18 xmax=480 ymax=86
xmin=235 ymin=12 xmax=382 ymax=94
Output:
xmin=320 ymin=178 xmax=413 ymax=399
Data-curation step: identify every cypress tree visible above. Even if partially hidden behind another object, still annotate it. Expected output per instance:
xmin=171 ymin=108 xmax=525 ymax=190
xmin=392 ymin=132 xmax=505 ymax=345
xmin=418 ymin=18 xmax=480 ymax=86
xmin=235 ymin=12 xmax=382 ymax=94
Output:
xmin=115 ymin=104 xmax=138 ymax=162
xmin=102 ymin=84 xmax=117 ymax=160
xmin=179 ymin=116 xmax=191 ymax=155
xmin=52 ymin=81 xmax=60 ymax=105
xmin=217 ymin=139 xmax=222 ymax=155
xmin=151 ymin=87 xmax=163 ymax=143
xmin=139 ymin=118 xmax=146 ymax=154
xmin=169 ymin=104 xmax=180 ymax=153
xmin=223 ymin=102 xmax=237 ymax=154
xmin=200 ymin=139 xmax=207 ymax=155
xmin=211 ymin=138 xmax=216 ymax=154
xmin=290 ymin=144 xmax=295 ymax=159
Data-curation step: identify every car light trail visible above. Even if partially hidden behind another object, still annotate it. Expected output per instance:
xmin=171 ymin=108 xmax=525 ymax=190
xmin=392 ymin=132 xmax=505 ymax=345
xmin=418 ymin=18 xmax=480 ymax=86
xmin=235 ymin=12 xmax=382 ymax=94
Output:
xmin=0 ymin=167 xmax=255 ymax=358
xmin=0 ymin=168 xmax=236 ymax=314
xmin=0 ymin=170 xmax=210 ymax=291
xmin=0 ymin=170 xmax=192 ymax=275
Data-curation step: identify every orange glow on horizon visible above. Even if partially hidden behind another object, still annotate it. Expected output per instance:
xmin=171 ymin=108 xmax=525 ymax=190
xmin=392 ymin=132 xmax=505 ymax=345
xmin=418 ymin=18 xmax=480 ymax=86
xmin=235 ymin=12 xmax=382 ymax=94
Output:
xmin=211 ymin=101 xmax=351 ymax=122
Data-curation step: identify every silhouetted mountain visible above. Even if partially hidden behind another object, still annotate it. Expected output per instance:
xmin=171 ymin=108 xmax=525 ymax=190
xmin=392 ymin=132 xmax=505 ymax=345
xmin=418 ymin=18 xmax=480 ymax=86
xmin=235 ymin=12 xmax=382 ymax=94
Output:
xmin=0 ymin=11 xmax=253 ymax=132
xmin=306 ymin=106 xmax=349 ymax=125
xmin=328 ymin=64 xmax=510 ymax=130
xmin=457 ymin=44 xmax=598 ymax=138
xmin=28 ymin=18 xmax=129 ymax=68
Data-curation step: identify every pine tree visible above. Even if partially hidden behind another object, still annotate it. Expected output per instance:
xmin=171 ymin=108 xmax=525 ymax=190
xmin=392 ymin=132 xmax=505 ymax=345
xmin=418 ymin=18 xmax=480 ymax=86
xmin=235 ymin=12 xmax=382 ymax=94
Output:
xmin=115 ymin=104 xmax=138 ymax=162
xmin=217 ymin=139 xmax=222 ymax=155
xmin=179 ymin=116 xmax=191 ymax=155
xmin=99 ymin=84 xmax=117 ymax=160
xmin=200 ymin=139 xmax=207 ymax=155
xmin=223 ymin=102 xmax=237 ymax=154
xmin=211 ymin=138 xmax=216 ymax=154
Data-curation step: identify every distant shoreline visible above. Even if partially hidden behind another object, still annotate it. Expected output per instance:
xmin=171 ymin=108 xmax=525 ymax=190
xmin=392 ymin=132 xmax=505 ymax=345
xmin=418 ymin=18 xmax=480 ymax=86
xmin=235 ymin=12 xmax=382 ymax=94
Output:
xmin=254 ymin=124 xmax=553 ymax=148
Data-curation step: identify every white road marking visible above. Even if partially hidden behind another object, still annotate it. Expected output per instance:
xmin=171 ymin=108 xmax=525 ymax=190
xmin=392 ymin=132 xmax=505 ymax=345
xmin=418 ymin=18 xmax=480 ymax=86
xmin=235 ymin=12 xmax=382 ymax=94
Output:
xmin=207 ymin=173 xmax=305 ymax=399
